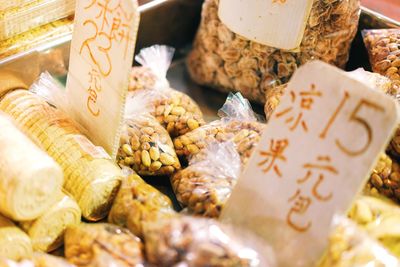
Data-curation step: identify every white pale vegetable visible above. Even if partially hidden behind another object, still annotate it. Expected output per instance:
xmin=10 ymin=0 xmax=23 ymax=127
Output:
xmin=0 ymin=113 xmax=63 ymax=221
xmin=0 ymin=214 xmax=32 ymax=261
xmin=20 ymin=192 xmax=81 ymax=252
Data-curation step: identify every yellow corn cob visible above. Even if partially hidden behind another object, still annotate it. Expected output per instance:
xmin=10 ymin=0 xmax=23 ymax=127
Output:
xmin=20 ymin=192 xmax=81 ymax=252
xmin=0 ymin=90 xmax=122 ymax=221
xmin=65 ymin=223 xmax=144 ymax=267
xmin=0 ymin=214 xmax=32 ymax=261
xmin=108 ymin=172 xmax=175 ymax=238
xmin=0 ymin=113 xmax=63 ymax=221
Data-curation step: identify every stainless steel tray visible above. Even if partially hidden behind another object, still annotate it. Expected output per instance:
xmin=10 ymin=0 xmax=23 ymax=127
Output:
xmin=0 ymin=1 xmax=398 ymax=204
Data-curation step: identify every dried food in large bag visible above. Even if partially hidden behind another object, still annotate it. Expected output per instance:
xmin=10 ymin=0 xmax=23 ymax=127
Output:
xmin=171 ymin=141 xmax=241 ymax=218
xmin=118 ymin=94 xmax=181 ymax=176
xmin=0 ymin=89 xmax=122 ymax=221
xmin=319 ymin=215 xmax=400 ymax=267
xmin=188 ymin=0 xmax=360 ymax=103
xmin=108 ymin=170 xmax=175 ymax=238
xmin=0 ymin=214 xmax=32 ymax=261
xmin=129 ymin=45 xmax=205 ymax=137
xmin=349 ymin=195 xmax=400 ymax=257
xmin=20 ymin=192 xmax=81 ymax=252
xmin=143 ymin=215 xmax=271 ymax=267
xmin=0 ymin=113 xmax=63 ymax=221
xmin=64 ymin=223 xmax=144 ymax=267
xmin=174 ymin=92 xmax=265 ymax=165
xmin=363 ymin=29 xmax=400 ymax=86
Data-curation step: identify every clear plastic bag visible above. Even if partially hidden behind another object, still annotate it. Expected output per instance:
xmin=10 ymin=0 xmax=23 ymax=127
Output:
xmin=349 ymin=195 xmax=400 ymax=258
xmin=0 ymin=112 xmax=63 ymax=221
xmin=174 ymin=92 xmax=265 ymax=165
xmin=0 ymin=253 xmax=73 ymax=267
xmin=363 ymin=29 xmax=400 ymax=86
xmin=64 ymin=223 xmax=144 ymax=267
xmin=143 ymin=215 xmax=274 ymax=267
xmin=319 ymin=215 xmax=400 ymax=267
xmin=0 ymin=0 xmax=75 ymax=41
xmin=171 ymin=141 xmax=241 ymax=218
xmin=20 ymin=192 xmax=81 ymax=253
xmin=118 ymin=93 xmax=181 ymax=176
xmin=108 ymin=169 xmax=175 ymax=238
xmin=129 ymin=45 xmax=205 ymax=137
xmin=187 ymin=0 xmax=360 ymax=104
xmin=0 ymin=0 xmax=36 ymax=12
xmin=0 ymin=74 xmax=122 ymax=222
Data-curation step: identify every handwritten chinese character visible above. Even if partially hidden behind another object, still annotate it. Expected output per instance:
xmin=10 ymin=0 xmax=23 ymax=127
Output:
xmin=287 ymin=189 xmax=312 ymax=232
xmin=298 ymin=156 xmax=337 ymax=201
xmin=79 ymin=0 xmax=136 ymax=117
xmin=275 ymin=84 xmax=322 ymax=132
xmin=258 ymin=139 xmax=289 ymax=177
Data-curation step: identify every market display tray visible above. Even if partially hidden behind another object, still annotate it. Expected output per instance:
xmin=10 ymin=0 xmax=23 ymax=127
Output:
xmin=0 ymin=0 xmax=399 ymax=208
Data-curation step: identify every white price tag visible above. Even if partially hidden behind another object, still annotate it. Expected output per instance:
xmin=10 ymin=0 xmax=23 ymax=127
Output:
xmin=218 ymin=0 xmax=314 ymax=50
xmin=221 ymin=61 xmax=400 ymax=267
xmin=66 ymin=0 xmax=140 ymax=158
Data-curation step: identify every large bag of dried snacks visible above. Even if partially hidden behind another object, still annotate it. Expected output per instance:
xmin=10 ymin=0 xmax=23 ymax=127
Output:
xmin=188 ymin=0 xmax=360 ymax=103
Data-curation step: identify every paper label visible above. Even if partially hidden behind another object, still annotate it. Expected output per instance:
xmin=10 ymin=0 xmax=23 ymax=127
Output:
xmin=218 ymin=0 xmax=314 ymax=50
xmin=66 ymin=0 xmax=140 ymax=158
xmin=74 ymin=135 xmax=112 ymax=160
xmin=221 ymin=61 xmax=400 ymax=267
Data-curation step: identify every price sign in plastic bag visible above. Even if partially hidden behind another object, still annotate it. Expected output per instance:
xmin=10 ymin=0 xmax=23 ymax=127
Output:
xmin=221 ymin=61 xmax=400 ymax=267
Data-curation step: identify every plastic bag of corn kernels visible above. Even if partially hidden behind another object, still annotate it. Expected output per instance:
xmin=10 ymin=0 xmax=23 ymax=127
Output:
xmin=188 ymin=0 xmax=360 ymax=104
xmin=171 ymin=141 xmax=241 ymax=218
xmin=118 ymin=93 xmax=181 ymax=177
xmin=348 ymin=195 xmax=400 ymax=259
xmin=319 ymin=214 xmax=400 ymax=267
xmin=129 ymin=45 xmax=205 ymax=138
xmin=174 ymin=92 xmax=265 ymax=166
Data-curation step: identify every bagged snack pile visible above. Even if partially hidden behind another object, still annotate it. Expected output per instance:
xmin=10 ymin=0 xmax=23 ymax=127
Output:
xmin=118 ymin=93 xmax=181 ymax=176
xmin=129 ymin=45 xmax=205 ymax=138
xmin=171 ymin=141 xmax=241 ymax=218
xmin=363 ymin=29 xmax=400 ymax=86
xmin=319 ymin=215 xmax=400 ymax=267
xmin=174 ymin=92 xmax=265 ymax=165
xmin=108 ymin=169 xmax=176 ymax=238
xmin=188 ymin=0 xmax=360 ymax=103
xmin=107 ymin=171 xmax=272 ymax=267
xmin=65 ymin=223 xmax=144 ymax=267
